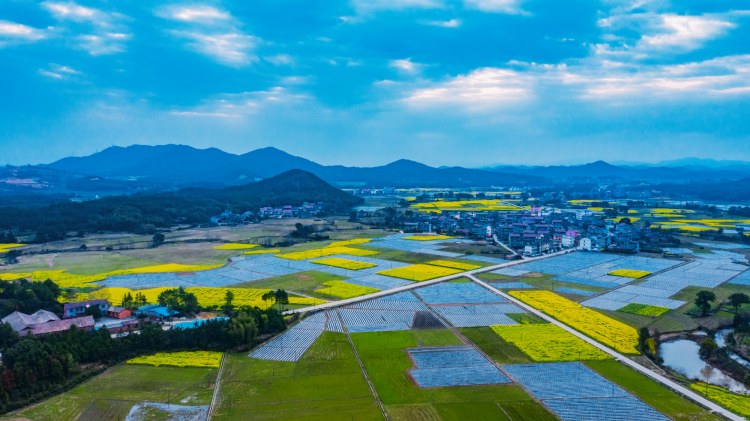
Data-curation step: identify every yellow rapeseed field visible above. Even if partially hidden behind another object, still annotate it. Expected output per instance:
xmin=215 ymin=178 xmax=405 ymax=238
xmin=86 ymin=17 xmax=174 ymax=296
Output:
xmin=127 ymin=351 xmax=222 ymax=368
xmin=378 ymin=264 xmax=461 ymax=282
xmin=608 ymin=269 xmax=651 ymax=279
xmin=244 ymin=248 xmax=281 ymax=255
xmin=213 ymin=243 xmax=259 ymax=250
xmin=402 ymin=235 xmax=453 ymax=241
xmin=315 ymin=281 xmax=379 ymax=299
xmin=690 ymin=383 xmax=750 ymax=418
xmin=509 ymin=290 xmax=640 ymax=354
xmin=276 ymin=245 xmax=377 ymax=261
xmin=426 ymin=260 xmax=480 ymax=271
xmin=410 ymin=199 xmax=519 ymax=213
xmin=0 ymin=243 xmax=25 ymax=253
xmin=490 ymin=324 xmax=610 ymax=362
xmin=311 ymin=257 xmax=376 ymax=270
xmin=328 ymin=238 xmax=372 ymax=247
xmin=107 ymin=263 xmax=222 ymax=276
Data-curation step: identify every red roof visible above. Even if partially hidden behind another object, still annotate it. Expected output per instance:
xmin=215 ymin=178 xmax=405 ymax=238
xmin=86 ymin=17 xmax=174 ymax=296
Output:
xmin=27 ymin=316 xmax=95 ymax=336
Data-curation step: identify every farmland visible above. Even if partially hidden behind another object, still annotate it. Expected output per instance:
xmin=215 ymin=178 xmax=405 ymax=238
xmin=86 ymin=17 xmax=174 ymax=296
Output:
xmin=12 ymin=363 xmax=218 ymax=420
xmin=311 ymin=257 xmax=377 ymax=270
xmin=127 ymin=351 xmax=223 ymax=368
xmin=490 ymin=323 xmax=611 ymax=362
xmin=315 ymin=280 xmax=379 ymax=299
xmin=509 ymin=290 xmax=640 ymax=354
xmin=378 ymin=264 xmax=462 ymax=281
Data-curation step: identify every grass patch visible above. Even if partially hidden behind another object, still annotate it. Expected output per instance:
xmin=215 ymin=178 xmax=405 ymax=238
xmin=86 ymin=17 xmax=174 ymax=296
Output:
xmin=214 ymin=332 xmax=382 ymax=420
xmin=490 ymin=324 xmax=610 ymax=362
xmin=315 ymin=281 xmax=379 ymax=299
xmin=619 ymin=303 xmax=670 ymax=317
xmin=586 ymin=360 xmax=720 ymax=421
xmin=16 ymin=364 xmax=218 ymax=420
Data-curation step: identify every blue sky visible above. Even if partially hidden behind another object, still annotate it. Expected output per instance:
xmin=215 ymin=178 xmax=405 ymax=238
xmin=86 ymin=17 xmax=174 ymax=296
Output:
xmin=1 ymin=0 xmax=749 ymax=167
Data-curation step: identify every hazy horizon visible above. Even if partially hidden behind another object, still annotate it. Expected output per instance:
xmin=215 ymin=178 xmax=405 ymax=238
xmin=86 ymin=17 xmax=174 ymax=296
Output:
xmin=1 ymin=1 xmax=749 ymax=167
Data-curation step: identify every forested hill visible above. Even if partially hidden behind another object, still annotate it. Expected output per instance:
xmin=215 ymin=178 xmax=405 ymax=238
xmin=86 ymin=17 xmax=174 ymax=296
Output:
xmin=0 ymin=170 xmax=362 ymax=241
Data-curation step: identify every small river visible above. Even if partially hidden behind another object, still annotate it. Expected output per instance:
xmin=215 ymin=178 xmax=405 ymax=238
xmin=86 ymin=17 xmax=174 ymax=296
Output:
xmin=659 ymin=339 xmax=749 ymax=394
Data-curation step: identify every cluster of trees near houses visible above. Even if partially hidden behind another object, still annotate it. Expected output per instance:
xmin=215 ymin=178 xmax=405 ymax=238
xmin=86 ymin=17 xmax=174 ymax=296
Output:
xmin=0 ymin=276 xmax=290 ymax=413
xmin=0 ymin=306 xmax=285 ymax=413
xmin=0 ymin=170 xmax=362 ymax=242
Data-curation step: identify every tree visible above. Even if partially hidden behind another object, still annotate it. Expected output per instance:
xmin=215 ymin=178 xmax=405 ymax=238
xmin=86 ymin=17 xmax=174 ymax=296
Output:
xmin=222 ymin=290 xmax=234 ymax=316
xmin=134 ymin=292 xmax=148 ymax=307
xmin=695 ymin=290 xmax=716 ymax=317
xmin=274 ymin=289 xmax=289 ymax=310
xmin=157 ymin=287 xmax=199 ymax=314
xmin=261 ymin=291 xmax=275 ymax=308
xmin=699 ymin=338 xmax=718 ymax=358
xmin=727 ymin=292 xmax=750 ymax=313
xmin=152 ymin=233 xmax=165 ymax=247
xmin=121 ymin=292 xmax=134 ymax=309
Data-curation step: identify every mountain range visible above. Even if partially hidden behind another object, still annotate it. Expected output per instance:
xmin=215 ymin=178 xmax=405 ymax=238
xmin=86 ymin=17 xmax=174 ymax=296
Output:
xmin=2 ymin=145 xmax=750 ymax=198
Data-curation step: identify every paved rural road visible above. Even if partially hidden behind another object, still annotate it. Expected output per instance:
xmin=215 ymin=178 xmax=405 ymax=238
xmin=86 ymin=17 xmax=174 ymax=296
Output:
xmin=283 ymin=247 xmax=574 ymax=315
xmin=467 ymin=274 xmax=745 ymax=421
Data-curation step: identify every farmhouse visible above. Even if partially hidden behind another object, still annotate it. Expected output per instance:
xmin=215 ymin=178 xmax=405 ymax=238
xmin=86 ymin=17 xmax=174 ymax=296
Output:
xmin=2 ymin=310 xmax=95 ymax=336
xmin=136 ymin=304 xmax=178 ymax=322
xmin=107 ymin=306 xmax=132 ymax=319
xmin=63 ymin=299 xmax=109 ymax=319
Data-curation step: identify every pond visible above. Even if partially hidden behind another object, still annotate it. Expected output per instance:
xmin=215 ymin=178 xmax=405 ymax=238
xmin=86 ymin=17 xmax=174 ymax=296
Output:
xmin=714 ymin=328 xmax=750 ymax=368
xmin=659 ymin=339 xmax=749 ymax=394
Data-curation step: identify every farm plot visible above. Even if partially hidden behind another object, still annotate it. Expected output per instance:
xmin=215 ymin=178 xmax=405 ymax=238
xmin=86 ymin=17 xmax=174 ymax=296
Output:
xmin=618 ymin=303 xmax=670 ymax=317
xmin=415 ymin=282 xmax=506 ymax=305
xmin=368 ymin=234 xmax=466 ymax=257
xmin=491 ymin=267 xmax=530 ymax=277
xmin=315 ymin=280 xmax=379 ymax=299
xmin=249 ymin=312 xmax=327 ymax=361
xmin=490 ymin=324 xmax=610 ymax=362
xmin=15 ymin=363 xmax=217 ymax=421
xmin=333 ymin=291 xmax=439 ymax=332
xmin=510 ymin=290 xmax=640 ymax=354
xmin=426 ymin=259 xmax=481 ymax=270
xmin=216 ymin=332 xmax=382 ymax=420
xmin=276 ymin=245 xmax=378 ymax=261
xmin=351 ymin=330 xmax=554 ymax=420
xmin=407 ymin=346 xmax=511 ymax=388
xmin=415 ymin=282 xmax=527 ymax=327
xmin=213 ymin=243 xmax=258 ymax=250
xmin=378 ymin=264 xmax=462 ymax=282
xmin=503 ymin=362 xmax=668 ymax=421
xmin=311 ymin=257 xmax=377 ymax=270
xmin=690 ymin=382 xmax=750 ymax=418
xmin=128 ymin=351 xmax=222 ymax=368
xmin=555 ymin=287 xmax=595 ymax=296
xmin=609 ymin=269 xmax=651 ymax=279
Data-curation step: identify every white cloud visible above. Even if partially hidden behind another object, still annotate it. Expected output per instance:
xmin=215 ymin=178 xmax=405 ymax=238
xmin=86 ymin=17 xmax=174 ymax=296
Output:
xmin=38 ymin=63 xmax=81 ymax=79
xmin=639 ymin=14 xmax=735 ymax=51
xmin=265 ymin=54 xmax=294 ymax=66
xmin=390 ymin=58 xmax=421 ymax=74
xmin=159 ymin=5 xmax=231 ymax=23
xmin=170 ymin=87 xmax=310 ymax=119
xmin=351 ymin=0 xmax=443 ymax=14
xmin=404 ymin=68 xmax=533 ymax=108
xmin=423 ymin=18 xmax=461 ymax=28
xmin=158 ymin=5 xmax=258 ymax=67
xmin=464 ymin=0 xmax=526 ymax=14
xmin=41 ymin=1 xmax=130 ymax=55
xmin=0 ymin=20 xmax=46 ymax=44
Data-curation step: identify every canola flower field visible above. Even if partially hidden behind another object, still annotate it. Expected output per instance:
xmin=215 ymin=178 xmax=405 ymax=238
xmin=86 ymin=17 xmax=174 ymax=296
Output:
xmin=377 ymin=264 xmax=462 ymax=281
xmin=490 ymin=323 xmax=610 ymax=362
xmin=243 ymin=248 xmax=281 ymax=255
xmin=77 ymin=287 xmax=324 ymax=309
xmin=127 ymin=351 xmax=223 ymax=368
xmin=0 ymin=243 xmax=25 ymax=253
xmin=609 ymin=269 xmax=651 ymax=279
xmin=410 ymin=199 xmax=520 ymax=213
xmin=311 ymin=257 xmax=377 ymax=270
xmin=509 ymin=290 xmax=640 ymax=354
xmin=402 ymin=235 xmax=453 ymax=241
xmin=276 ymin=245 xmax=377 ymax=261
xmin=426 ymin=259 xmax=481 ymax=271
xmin=690 ymin=383 xmax=750 ymax=418
xmin=315 ymin=280 xmax=379 ymax=299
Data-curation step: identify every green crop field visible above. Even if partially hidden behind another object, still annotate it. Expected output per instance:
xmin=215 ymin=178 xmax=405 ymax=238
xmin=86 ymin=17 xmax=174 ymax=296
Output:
xmin=13 ymin=364 xmax=217 ymax=421
xmin=350 ymin=330 xmax=554 ymax=420
xmin=230 ymin=270 xmax=346 ymax=298
xmin=213 ymin=332 xmax=382 ymax=420
xmin=585 ymin=360 xmax=720 ymax=421
xmin=460 ymin=327 xmax=532 ymax=364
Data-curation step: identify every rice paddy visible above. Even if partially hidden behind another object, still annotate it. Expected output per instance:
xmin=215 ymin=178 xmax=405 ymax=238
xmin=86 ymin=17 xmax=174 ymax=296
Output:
xmin=127 ymin=351 xmax=223 ymax=368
